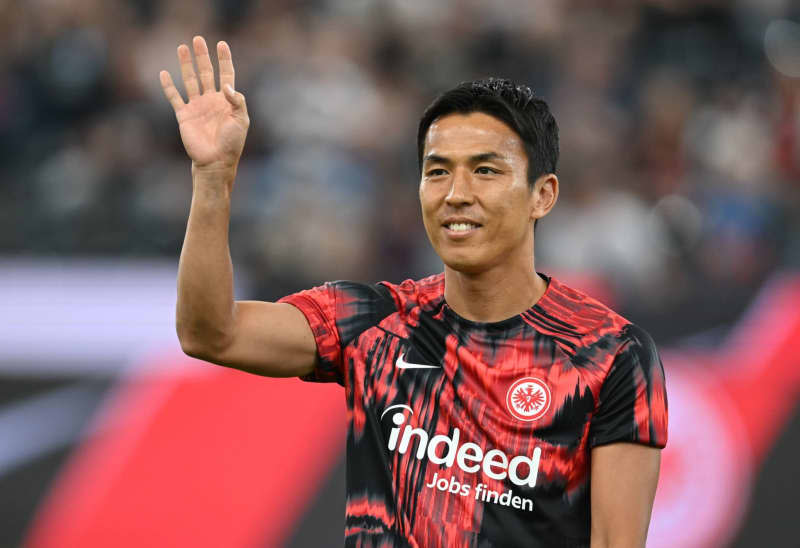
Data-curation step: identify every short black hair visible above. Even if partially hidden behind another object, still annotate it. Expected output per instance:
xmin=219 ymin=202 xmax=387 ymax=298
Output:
xmin=417 ymin=78 xmax=559 ymax=188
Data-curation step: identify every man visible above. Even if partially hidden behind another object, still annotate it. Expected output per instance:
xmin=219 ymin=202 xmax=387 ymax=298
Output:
xmin=161 ymin=35 xmax=667 ymax=548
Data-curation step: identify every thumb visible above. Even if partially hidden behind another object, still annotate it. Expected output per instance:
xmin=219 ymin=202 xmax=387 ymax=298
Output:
xmin=223 ymin=84 xmax=246 ymax=111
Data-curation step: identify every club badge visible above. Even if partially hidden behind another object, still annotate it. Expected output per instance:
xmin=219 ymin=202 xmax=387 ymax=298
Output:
xmin=506 ymin=377 xmax=551 ymax=421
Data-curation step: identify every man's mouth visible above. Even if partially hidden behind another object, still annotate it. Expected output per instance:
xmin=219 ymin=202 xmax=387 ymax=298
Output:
xmin=444 ymin=222 xmax=481 ymax=232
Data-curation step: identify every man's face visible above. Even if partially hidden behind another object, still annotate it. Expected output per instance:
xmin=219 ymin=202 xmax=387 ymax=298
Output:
xmin=419 ymin=112 xmax=538 ymax=274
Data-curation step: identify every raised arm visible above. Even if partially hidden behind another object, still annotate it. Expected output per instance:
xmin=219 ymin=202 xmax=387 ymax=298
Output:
xmin=161 ymin=35 xmax=316 ymax=377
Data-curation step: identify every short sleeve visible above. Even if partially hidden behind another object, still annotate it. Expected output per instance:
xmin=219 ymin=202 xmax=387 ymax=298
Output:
xmin=278 ymin=281 xmax=397 ymax=385
xmin=279 ymin=282 xmax=344 ymax=384
xmin=589 ymin=324 xmax=668 ymax=449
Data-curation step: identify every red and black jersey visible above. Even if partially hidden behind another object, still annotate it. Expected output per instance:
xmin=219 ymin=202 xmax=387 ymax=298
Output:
xmin=279 ymin=272 xmax=668 ymax=548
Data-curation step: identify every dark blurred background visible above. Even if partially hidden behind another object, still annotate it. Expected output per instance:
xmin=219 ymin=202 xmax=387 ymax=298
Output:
xmin=1 ymin=0 xmax=799 ymax=547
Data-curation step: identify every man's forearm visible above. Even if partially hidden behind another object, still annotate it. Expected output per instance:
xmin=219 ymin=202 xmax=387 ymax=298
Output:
xmin=176 ymin=166 xmax=237 ymax=355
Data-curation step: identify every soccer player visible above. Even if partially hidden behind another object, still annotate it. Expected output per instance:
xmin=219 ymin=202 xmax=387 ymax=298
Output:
xmin=161 ymin=36 xmax=668 ymax=548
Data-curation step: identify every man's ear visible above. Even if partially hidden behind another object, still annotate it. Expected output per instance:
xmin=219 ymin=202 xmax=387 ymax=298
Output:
xmin=530 ymin=173 xmax=559 ymax=222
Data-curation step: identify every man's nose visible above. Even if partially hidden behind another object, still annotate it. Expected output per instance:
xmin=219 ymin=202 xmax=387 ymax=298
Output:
xmin=445 ymin=168 xmax=474 ymax=206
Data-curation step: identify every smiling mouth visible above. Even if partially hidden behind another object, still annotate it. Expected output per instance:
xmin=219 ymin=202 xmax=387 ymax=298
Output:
xmin=443 ymin=222 xmax=481 ymax=234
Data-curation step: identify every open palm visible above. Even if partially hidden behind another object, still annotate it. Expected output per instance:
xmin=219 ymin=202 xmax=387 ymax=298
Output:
xmin=160 ymin=36 xmax=249 ymax=170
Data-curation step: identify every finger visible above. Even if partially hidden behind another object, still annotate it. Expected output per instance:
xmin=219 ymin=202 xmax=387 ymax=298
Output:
xmin=159 ymin=70 xmax=185 ymax=113
xmin=177 ymin=43 xmax=200 ymax=98
xmin=193 ymin=36 xmax=216 ymax=94
xmin=217 ymin=41 xmax=235 ymax=90
xmin=223 ymin=83 xmax=246 ymax=112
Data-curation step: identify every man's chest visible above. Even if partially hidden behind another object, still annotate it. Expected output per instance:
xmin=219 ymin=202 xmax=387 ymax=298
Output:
xmin=340 ymin=319 xmax=610 ymax=539
xmin=343 ymin=319 xmax=606 ymax=475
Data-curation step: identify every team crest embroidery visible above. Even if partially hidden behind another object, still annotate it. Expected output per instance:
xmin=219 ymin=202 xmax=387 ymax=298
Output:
xmin=506 ymin=377 xmax=551 ymax=421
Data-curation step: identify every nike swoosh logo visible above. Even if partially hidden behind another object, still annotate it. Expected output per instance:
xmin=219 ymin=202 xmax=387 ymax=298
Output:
xmin=396 ymin=352 xmax=441 ymax=369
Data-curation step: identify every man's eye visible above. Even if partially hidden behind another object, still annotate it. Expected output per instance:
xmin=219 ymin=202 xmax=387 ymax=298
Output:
xmin=427 ymin=169 xmax=447 ymax=177
xmin=475 ymin=166 xmax=497 ymax=175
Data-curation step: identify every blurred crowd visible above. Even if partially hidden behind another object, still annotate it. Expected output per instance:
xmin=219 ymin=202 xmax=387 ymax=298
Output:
xmin=1 ymin=0 xmax=798 ymax=341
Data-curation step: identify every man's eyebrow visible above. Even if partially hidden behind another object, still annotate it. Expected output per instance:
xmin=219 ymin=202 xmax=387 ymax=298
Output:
xmin=423 ymin=154 xmax=450 ymax=165
xmin=470 ymin=152 xmax=507 ymax=163
xmin=422 ymin=152 xmax=508 ymax=165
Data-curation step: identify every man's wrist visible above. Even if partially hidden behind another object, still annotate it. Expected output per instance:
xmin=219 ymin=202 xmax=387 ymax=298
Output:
xmin=192 ymin=161 xmax=237 ymax=179
xmin=191 ymin=162 xmax=236 ymax=201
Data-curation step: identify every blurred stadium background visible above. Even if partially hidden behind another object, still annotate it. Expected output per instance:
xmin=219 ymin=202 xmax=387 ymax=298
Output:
xmin=1 ymin=0 xmax=799 ymax=546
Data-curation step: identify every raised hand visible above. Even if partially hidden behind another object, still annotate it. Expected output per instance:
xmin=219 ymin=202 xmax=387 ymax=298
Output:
xmin=160 ymin=36 xmax=250 ymax=171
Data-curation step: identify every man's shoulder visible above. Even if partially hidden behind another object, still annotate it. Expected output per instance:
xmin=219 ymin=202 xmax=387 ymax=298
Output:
xmin=374 ymin=272 xmax=445 ymax=313
xmin=537 ymin=275 xmax=634 ymax=344
xmin=317 ymin=273 xmax=443 ymax=318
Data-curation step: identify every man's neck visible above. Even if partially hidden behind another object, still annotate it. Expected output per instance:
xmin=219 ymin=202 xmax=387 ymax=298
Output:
xmin=443 ymin=260 xmax=548 ymax=323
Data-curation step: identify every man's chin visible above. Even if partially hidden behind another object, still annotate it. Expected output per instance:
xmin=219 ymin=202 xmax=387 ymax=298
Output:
xmin=440 ymin=254 xmax=488 ymax=276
